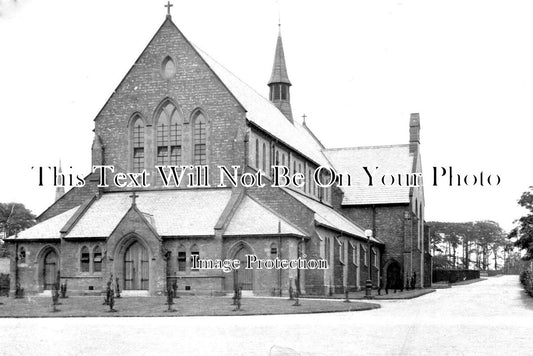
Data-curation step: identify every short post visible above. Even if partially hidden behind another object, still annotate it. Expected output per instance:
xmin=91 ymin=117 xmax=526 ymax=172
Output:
xmin=51 ymin=284 xmax=60 ymax=312
xmin=115 ymin=277 xmax=121 ymax=299
xmin=172 ymin=280 xmax=178 ymax=299
xmin=14 ymin=283 xmax=24 ymax=299
xmin=166 ymin=285 xmax=176 ymax=312
xmin=60 ymin=281 xmax=68 ymax=299
xmin=364 ymin=229 xmax=373 ymax=299
xmin=108 ymin=287 xmax=117 ymax=312
xmin=292 ymin=289 xmax=301 ymax=306
xmin=233 ymin=285 xmax=242 ymax=311
xmin=365 ymin=279 xmax=373 ymax=299
xmin=103 ymin=276 xmax=112 ymax=305
xmin=232 ymin=286 xmax=238 ymax=306
xmin=288 ymin=284 xmax=294 ymax=300
xmin=344 ymin=287 xmax=350 ymax=303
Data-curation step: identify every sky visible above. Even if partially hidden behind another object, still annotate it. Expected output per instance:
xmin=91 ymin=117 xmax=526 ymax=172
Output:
xmin=0 ymin=0 xmax=531 ymax=231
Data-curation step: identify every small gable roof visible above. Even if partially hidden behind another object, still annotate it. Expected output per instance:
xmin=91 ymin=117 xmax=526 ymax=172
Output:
xmin=224 ymin=195 xmax=306 ymax=237
xmin=8 ymin=206 xmax=79 ymax=240
xmin=324 ymin=144 xmax=415 ymax=206
xmin=66 ymin=189 xmax=232 ymax=238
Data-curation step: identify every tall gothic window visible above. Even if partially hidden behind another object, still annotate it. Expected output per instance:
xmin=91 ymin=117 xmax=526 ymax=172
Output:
xmin=132 ymin=116 xmax=145 ymax=172
xmin=81 ymin=246 xmax=90 ymax=272
xmin=156 ymin=102 xmax=182 ymax=166
xmin=262 ymin=143 xmax=266 ymax=173
xmin=177 ymin=245 xmax=186 ymax=272
xmin=190 ymin=244 xmax=200 ymax=271
xmin=193 ymin=113 xmax=207 ymax=165
xmin=93 ymin=246 xmax=102 ymax=273
xmin=255 ymin=139 xmax=259 ymax=168
xmin=18 ymin=247 xmax=26 ymax=264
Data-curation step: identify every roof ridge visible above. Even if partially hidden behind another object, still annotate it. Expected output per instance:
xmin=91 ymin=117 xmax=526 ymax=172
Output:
xmin=324 ymin=143 xmax=409 ymax=151
xmin=297 ymin=121 xmax=325 ymax=149
xmin=192 ymin=44 xmax=285 ymax=117
xmin=244 ymin=194 xmax=307 ymax=236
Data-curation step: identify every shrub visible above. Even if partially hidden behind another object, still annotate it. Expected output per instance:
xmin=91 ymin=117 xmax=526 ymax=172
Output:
xmin=520 ymin=270 xmax=533 ymax=296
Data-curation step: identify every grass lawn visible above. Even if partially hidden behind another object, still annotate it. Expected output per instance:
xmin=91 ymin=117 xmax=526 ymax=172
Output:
xmin=0 ymin=295 xmax=379 ymax=318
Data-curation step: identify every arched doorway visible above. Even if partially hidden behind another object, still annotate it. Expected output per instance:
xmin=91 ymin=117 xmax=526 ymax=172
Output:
xmin=43 ymin=250 xmax=58 ymax=290
xmin=233 ymin=245 xmax=253 ymax=291
xmin=124 ymin=241 xmax=149 ymax=290
xmin=386 ymin=261 xmax=402 ymax=290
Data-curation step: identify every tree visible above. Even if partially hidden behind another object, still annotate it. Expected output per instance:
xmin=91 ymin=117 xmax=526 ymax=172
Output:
xmin=509 ymin=187 xmax=533 ymax=259
xmin=0 ymin=202 xmax=36 ymax=238
xmin=472 ymin=221 xmax=506 ymax=270
xmin=429 ymin=220 xmax=507 ymax=270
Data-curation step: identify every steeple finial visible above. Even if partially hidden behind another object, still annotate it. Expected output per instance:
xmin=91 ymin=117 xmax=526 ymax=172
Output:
xmin=55 ymin=160 xmax=65 ymax=202
xmin=165 ymin=1 xmax=173 ymax=19
xmin=268 ymin=25 xmax=293 ymax=122
xmin=130 ymin=192 xmax=139 ymax=206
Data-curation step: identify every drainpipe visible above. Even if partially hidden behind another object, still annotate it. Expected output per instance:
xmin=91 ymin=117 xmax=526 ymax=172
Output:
xmin=372 ymin=205 xmax=376 ymax=283
xmin=278 ymin=220 xmax=282 ymax=297
xmin=14 ymin=240 xmax=19 ymax=297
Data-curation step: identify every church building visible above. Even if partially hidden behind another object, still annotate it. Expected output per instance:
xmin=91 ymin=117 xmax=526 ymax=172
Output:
xmin=6 ymin=9 xmax=429 ymax=296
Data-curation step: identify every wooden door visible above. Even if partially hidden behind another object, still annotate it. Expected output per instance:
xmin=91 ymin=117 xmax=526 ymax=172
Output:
xmin=124 ymin=242 xmax=149 ymax=290
xmin=234 ymin=247 xmax=253 ymax=290
xmin=43 ymin=250 xmax=58 ymax=290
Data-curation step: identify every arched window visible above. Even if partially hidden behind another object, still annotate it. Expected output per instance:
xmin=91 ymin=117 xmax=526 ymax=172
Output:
xmin=339 ymin=240 xmax=346 ymax=264
xmin=190 ymin=244 xmax=200 ymax=271
xmin=308 ymin=169 xmax=312 ymax=194
xmin=262 ymin=143 xmax=266 ymax=172
xmin=18 ymin=247 xmax=26 ymax=264
xmin=255 ymin=139 xmax=259 ymax=168
xmin=161 ymin=56 xmax=176 ymax=79
xmin=93 ymin=246 xmax=102 ymax=273
xmin=131 ymin=116 xmax=145 ymax=172
xmin=193 ymin=112 xmax=207 ymax=165
xmin=81 ymin=246 xmax=90 ymax=272
xmin=270 ymin=243 xmax=278 ymax=256
xmin=281 ymin=85 xmax=288 ymax=100
xmin=177 ymin=245 xmax=186 ymax=272
xmin=156 ymin=102 xmax=182 ymax=166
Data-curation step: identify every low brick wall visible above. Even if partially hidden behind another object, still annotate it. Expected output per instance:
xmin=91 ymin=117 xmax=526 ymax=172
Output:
xmin=433 ymin=269 xmax=480 ymax=283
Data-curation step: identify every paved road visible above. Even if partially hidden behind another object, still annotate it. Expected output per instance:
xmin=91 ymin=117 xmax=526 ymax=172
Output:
xmin=0 ymin=276 xmax=531 ymax=355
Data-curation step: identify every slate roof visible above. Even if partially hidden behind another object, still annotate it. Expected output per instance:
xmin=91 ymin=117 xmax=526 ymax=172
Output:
xmin=324 ymin=145 xmax=414 ymax=205
xmin=268 ymin=34 xmax=291 ymax=85
xmin=9 ymin=206 xmax=79 ymax=240
xmin=66 ymin=189 xmax=233 ymax=238
xmin=224 ymin=196 xmax=306 ymax=237
xmin=283 ymin=189 xmax=382 ymax=244
xmin=195 ymin=46 xmax=330 ymax=167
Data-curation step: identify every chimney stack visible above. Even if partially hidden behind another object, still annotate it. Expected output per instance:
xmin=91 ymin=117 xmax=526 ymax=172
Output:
xmin=409 ymin=113 xmax=420 ymax=154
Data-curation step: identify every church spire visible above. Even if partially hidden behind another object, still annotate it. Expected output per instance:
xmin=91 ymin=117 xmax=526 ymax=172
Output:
xmin=55 ymin=160 xmax=65 ymax=202
xmin=268 ymin=27 xmax=293 ymax=122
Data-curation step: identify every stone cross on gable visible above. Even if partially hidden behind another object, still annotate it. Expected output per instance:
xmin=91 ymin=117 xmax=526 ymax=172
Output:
xmin=302 ymin=114 xmax=307 ymax=124
xmin=129 ymin=192 xmax=139 ymax=206
xmin=165 ymin=1 xmax=173 ymax=18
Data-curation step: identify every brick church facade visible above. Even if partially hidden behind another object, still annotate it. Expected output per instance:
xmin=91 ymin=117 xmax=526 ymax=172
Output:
xmin=6 ymin=12 xmax=430 ymax=296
